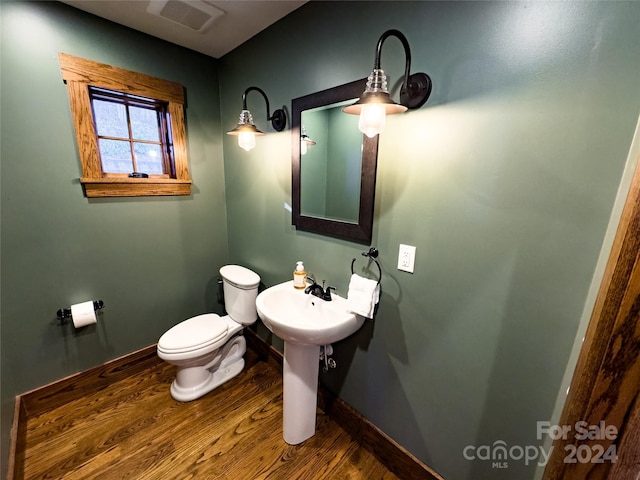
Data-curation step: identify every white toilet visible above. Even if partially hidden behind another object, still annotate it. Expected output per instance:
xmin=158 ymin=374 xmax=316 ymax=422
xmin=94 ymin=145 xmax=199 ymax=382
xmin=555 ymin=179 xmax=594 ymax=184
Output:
xmin=157 ymin=265 xmax=261 ymax=402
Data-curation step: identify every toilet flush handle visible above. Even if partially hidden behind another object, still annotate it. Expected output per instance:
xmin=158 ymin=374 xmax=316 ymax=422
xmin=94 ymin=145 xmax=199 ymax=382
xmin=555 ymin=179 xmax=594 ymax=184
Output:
xmin=217 ymin=277 xmax=224 ymax=305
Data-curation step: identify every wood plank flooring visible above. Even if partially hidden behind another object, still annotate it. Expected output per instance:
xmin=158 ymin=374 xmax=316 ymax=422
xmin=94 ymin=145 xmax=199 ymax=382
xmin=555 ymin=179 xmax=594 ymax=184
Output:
xmin=17 ymin=346 xmax=400 ymax=479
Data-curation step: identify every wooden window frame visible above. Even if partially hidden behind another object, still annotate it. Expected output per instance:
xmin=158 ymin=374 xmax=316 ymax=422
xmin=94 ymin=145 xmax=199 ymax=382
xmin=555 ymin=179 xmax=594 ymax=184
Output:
xmin=59 ymin=53 xmax=192 ymax=197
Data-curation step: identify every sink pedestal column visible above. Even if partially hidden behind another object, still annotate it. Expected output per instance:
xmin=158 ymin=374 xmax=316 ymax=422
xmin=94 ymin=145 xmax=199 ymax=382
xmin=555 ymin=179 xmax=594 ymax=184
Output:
xmin=282 ymin=342 xmax=320 ymax=444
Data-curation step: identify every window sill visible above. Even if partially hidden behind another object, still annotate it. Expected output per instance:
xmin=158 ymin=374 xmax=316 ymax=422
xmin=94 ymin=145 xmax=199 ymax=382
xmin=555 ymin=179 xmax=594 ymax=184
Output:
xmin=80 ymin=177 xmax=192 ymax=198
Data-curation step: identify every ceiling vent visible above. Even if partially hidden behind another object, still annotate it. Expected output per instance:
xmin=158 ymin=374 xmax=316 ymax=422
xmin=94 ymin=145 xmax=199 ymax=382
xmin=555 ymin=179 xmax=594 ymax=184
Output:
xmin=147 ymin=0 xmax=225 ymax=33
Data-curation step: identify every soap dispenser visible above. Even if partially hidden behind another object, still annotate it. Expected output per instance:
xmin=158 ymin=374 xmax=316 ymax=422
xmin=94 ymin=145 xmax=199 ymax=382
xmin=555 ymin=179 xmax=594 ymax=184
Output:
xmin=293 ymin=261 xmax=306 ymax=289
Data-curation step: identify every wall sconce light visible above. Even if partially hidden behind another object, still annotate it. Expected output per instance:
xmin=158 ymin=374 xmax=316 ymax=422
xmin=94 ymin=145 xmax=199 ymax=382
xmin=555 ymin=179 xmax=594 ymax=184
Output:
xmin=343 ymin=29 xmax=432 ymax=138
xmin=227 ymin=86 xmax=286 ymax=151
xmin=300 ymin=125 xmax=316 ymax=155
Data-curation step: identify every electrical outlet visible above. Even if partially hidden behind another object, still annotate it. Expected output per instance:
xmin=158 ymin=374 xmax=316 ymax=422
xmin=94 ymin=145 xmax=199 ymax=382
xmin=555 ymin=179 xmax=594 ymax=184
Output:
xmin=398 ymin=244 xmax=416 ymax=273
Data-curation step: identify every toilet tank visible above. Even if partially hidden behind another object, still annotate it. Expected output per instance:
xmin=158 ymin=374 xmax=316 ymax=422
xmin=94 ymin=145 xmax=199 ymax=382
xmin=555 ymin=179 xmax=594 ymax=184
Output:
xmin=219 ymin=265 xmax=261 ymax=325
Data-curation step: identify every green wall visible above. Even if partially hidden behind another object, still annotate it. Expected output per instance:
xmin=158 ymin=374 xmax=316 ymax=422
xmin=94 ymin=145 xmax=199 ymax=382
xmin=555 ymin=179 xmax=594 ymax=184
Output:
xmin=219 ymin=2 xmax=640 ymax=479
xmin=0 ymin=1 xmax=227 ymax=472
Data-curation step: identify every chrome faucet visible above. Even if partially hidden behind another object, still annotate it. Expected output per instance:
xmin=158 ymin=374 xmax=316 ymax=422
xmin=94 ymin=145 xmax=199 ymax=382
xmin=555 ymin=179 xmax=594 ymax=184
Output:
xmin=304 ymin=277 xmax=335 ymax=301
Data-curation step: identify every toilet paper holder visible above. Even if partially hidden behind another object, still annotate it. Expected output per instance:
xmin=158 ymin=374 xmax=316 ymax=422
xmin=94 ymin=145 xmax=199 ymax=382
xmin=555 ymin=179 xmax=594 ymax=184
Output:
xmin=56 ymin=300 xmax=104 ymax=324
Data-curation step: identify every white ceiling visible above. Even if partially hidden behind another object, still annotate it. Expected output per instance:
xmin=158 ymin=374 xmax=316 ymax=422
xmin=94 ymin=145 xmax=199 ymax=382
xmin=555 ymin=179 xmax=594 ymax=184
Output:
xmin=60 ymin=0 xmax=307 ymax=59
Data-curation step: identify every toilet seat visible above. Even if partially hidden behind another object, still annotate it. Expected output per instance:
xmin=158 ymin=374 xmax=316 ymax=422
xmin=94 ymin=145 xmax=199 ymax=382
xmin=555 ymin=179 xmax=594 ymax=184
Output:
xmin=158 ymin=314 xmax=228 ymax=355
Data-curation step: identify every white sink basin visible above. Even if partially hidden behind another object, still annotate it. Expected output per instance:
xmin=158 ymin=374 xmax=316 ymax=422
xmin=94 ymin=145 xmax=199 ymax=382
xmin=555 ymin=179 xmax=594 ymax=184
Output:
xmin=255 ymin=280 xmax=366 ymax=445
xmin=256 ymin=280 xmax=365 ymax=345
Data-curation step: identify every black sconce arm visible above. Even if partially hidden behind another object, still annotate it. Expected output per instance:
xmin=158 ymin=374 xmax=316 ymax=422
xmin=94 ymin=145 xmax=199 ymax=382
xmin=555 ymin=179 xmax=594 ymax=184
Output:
xmin=372 ymin=29 xmax=431 ymax=110
xmin=374 ymin=29 xmax=412 ymax=94
xmin=242 ymin=86 xmax=286 ymax=131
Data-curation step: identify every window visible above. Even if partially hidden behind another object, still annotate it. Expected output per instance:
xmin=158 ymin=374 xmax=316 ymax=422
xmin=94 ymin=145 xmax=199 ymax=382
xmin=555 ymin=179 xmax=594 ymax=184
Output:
xmin=59 ymin=53 xmax=192 ymax=197
xmin=90 ymin=87 xmax=174 ymax=177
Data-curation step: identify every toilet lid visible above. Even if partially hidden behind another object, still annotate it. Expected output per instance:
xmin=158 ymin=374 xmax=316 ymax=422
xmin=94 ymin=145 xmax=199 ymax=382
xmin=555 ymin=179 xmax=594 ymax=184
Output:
xmin=158 ymin=314 xmax=228 ymax=353
xmin=219 ymin=265 xmax=260 ymax=289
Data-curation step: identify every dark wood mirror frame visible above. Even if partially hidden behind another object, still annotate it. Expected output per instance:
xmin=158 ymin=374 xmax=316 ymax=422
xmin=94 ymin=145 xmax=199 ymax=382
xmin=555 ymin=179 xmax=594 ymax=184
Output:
xmin=291 ymin=79 xmax=379 ymax=244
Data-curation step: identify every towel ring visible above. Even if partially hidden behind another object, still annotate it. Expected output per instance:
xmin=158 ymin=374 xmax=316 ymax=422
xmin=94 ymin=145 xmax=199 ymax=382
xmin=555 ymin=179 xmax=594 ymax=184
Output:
xmin=351 ymin=247 xmax=382 ymax=285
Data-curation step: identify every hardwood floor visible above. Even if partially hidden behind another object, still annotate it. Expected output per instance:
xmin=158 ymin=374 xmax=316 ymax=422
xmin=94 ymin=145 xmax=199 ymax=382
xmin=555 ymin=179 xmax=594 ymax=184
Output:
xmin=16 ymin=345 xmax=401 ymax=479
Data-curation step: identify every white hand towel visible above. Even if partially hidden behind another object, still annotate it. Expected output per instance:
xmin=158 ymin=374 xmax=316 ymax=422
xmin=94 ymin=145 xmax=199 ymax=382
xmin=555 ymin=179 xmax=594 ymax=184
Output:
xmin=347 ymin=273 xmax=380 ymax=319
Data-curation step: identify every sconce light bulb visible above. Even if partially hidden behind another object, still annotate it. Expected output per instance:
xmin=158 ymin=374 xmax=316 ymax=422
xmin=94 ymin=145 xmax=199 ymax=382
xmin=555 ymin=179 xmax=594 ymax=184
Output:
xmin=359 ymin=103 xmax=386 ymax=138
xmin=238 ymin=131 xmax=256 ymax=151
xmin=301 ymin=140 xmax=308 ymax=155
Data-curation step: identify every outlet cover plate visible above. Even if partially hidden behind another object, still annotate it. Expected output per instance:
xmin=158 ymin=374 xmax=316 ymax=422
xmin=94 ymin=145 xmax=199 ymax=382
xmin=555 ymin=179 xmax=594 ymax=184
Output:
xmin=398 ymin=244 xmax=416 ymax=273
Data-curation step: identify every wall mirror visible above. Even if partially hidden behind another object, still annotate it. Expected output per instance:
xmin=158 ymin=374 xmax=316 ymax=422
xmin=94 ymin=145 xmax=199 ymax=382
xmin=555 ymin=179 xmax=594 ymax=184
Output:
xmin=292 ymin=79 xmax=379 ymax=244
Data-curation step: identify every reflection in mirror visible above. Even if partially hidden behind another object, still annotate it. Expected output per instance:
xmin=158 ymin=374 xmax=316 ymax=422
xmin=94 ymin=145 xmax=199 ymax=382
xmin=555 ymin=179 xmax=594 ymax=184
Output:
xmin=300 ymin=100 xmax=362 ymax=223
xmin=292 ymin=79 xmax=379 ymax=244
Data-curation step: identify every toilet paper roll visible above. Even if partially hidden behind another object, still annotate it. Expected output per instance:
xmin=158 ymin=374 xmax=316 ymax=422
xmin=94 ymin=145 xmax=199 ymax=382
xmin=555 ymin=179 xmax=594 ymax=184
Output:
xmin=70 ymin=301 xmax=97 ymax=328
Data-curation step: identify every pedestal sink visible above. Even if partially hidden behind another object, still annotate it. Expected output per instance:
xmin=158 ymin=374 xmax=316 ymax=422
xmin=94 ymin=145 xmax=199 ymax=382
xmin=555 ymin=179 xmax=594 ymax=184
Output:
xmin=256 ymin=280 xmax=365 ymax=444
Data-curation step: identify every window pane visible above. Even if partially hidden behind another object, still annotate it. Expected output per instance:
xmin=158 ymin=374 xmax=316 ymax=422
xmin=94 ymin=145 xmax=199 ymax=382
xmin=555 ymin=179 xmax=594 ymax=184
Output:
xmin=93 ymin=100 xmax=128 ymax=138
xmin=134 ymin=143 xmax=164 ymax=174
xmin=130 ymin=106 xmax=160 ymax=141
xmin=99 ymin=139 xmax=133 ymax=173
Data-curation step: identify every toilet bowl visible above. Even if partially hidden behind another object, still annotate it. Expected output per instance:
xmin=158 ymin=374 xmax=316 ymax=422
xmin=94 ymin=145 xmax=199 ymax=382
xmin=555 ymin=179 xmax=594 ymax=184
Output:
xmin=157 ymin=265 xmax=260 ymax=402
